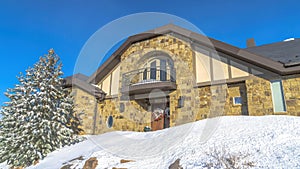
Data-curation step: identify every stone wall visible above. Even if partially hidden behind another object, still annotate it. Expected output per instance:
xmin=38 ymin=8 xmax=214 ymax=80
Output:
xmin=244 ymin=75 xmax=300 ymax=116
xmin=88 ymin=75 xmax=300 ymax=134
xmin=119 ymin=34 xmax=200 ymax=128
xmin=246 ymin=77 xmax=274 ymax=116
xmin=73 ymin=87 xmax=152 ymax=134
xmin=198 ymin=85 xmax=227 ymax=118
xmin=95 ymin=98 xmax=151 ymax=133
xmin=282 ymin=76 xmax=300 ymax=116
xmin=72 ymin=33 xmax=300 ymax=135
xmin=194 ymin=83 xmax=247 ymax=121
xmin=72 ymin=87 xmax=98 ymax=134
xmin=226 ymin=83 xmax=248 ymax=116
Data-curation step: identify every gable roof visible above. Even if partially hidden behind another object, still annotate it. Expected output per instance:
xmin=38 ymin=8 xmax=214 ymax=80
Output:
xmin=64 ymin=73 xmax=105 ymax=100
xmin=70 ymin=73 xmax=90 ymax=81
xmin=245 ymin=38 xmax=300 ymax=66
xmin=88 ymin=24 xmax=300 ymax=84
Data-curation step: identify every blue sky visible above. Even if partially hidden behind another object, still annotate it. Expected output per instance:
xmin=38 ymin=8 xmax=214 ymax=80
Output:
xmin=0 ymin=0 xmax=300 ymax=105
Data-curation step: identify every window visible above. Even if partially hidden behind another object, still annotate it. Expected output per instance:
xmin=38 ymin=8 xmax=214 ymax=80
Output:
xmin=233 ymin=96 xmax=242 ymax=105
xmin=143 ymin=68 xmax=147 ymax=80
xmin=160 ymin=59 xmax=167 ymax=81
xmin=150 ymin=61 xmax=157 ymax=80
xmin=107 ymin=116 xmax=113 ymax=128
xmin=270 ymin=80 xmax=286 ymax=112
xmin=140 ymin=55 xmax=174 ymax=82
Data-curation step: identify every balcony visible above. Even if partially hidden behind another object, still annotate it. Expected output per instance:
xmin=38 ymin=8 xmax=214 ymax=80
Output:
xmin=121 ymin=66 xmax=176 ymax=95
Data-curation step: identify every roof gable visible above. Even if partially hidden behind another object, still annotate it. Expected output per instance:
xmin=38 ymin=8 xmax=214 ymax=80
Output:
xmin=88 ymin=24 xmax=300 ymax=84
xmin=64 ymin=74 xmax=105 ymax=100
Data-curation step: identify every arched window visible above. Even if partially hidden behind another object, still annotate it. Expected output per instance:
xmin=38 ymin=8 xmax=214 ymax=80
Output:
xmin=141 ymin=56 xmax=174 ymax=82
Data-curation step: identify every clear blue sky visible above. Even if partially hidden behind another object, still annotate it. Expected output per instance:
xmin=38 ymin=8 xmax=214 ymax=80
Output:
xmin=0 ymin=0 xmax=300 ymax=105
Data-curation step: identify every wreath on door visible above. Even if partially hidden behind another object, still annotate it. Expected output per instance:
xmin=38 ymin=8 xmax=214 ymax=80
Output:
xmin=152 ymin=108 xmax=164 ymax=121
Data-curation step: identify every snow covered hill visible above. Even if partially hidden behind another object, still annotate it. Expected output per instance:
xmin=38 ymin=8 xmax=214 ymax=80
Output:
xmin=1 ymin=115 xmax=300 ymax=169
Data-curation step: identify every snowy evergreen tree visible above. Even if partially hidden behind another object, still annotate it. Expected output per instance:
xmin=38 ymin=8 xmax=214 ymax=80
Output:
xmin=0 ymin=49 xmax=80 ymax=167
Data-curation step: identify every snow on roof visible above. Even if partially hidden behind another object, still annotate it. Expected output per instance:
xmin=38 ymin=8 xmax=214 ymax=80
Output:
xmin=283 ymin=38 xmax=295 ymax=42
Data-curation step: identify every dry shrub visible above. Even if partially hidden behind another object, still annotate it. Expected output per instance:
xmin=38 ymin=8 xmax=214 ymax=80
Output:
xmin=203 ymin=146 xmax=255 ymax=169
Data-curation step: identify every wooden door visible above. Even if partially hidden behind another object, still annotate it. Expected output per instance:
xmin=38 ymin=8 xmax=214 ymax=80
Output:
xmin=151 ymin=103 xmax=164 ymax=131
xmin=150 ymin=101 xmax=170 ymax=131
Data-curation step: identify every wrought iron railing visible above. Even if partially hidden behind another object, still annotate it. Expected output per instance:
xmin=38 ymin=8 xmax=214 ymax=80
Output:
xmin=122 ymin=66 xmax=176 ymax=88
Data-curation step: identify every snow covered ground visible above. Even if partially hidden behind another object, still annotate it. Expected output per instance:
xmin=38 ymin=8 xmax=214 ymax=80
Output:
xmin=1 ymin=115 xmax=300 ymax=168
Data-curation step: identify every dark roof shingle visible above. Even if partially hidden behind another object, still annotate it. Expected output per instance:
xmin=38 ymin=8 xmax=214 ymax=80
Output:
xmin=245 ymin=38 xmax=300 ymax=64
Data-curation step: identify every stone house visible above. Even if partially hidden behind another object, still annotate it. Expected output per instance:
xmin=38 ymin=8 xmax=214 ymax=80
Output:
xmin=64 ymin=24 xmax=300 ymax=134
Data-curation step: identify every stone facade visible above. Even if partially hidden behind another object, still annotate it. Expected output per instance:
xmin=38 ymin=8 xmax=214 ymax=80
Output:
xmin=246 ymin=77 xmax=274 ymax=116
xmin=282 ymin=76 xmax=300 ymax=116
xmin=72 ymin=87 xmax=98 ymax=134
xmin=118 ymin=35 xmax=200 ymax=128
xmin=245 ymin=75 xmax=300 ymax=116
xmin=195 ymin=83 xmax=248 ymax=120
xmin=71 ymin=34 xmax=300 ymax=135
xmin=96 ymin=98 xmax=151 ymax=133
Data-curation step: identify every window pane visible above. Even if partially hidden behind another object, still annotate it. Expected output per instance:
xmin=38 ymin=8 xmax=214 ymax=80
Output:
xmin=150 ymin=61 xmax=156 ymax=80
xmin=107 ymin=116 xmax=113 ymax=128
xmin=233 ymin=97 xmax=242 ymax=105
xmin=271 ymin=80 xmax=286 ymax=112
xmin=160 ymin=59 xmax=167 ymax=81
xmin=143 ymin=68 xmax=147 ymax=80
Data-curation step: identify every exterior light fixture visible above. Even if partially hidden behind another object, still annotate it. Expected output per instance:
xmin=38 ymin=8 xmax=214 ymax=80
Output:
xmin=178 ymin=96 xmax=185 ymax=108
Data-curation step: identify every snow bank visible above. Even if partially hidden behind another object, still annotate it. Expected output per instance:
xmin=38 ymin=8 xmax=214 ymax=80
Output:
xmin=1 ymin=115 xmax=299 ymax=168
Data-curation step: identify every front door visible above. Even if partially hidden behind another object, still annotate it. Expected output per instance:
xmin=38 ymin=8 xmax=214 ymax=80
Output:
xmin=150 ymin=99 xmax=170 ymax=131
